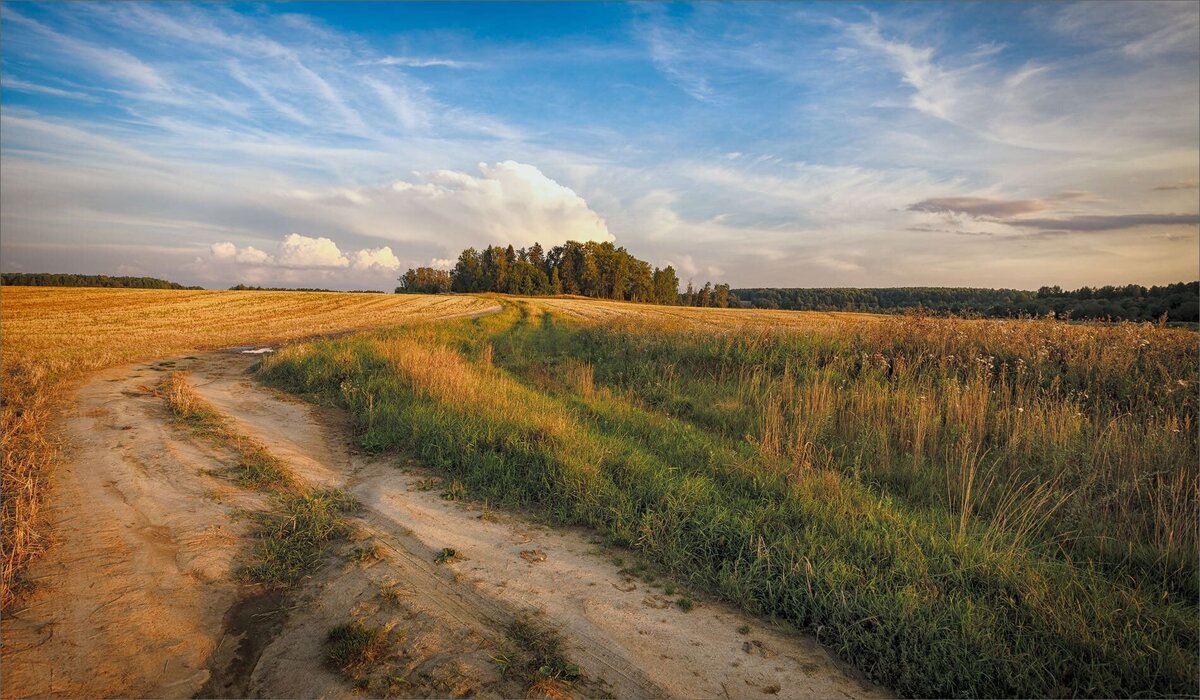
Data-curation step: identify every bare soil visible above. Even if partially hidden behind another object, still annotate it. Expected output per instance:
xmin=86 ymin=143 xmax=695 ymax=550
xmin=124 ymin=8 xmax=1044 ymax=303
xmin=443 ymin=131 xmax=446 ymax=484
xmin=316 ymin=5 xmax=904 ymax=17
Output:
xmin=1 ymin=351 xmax=888 ymax=699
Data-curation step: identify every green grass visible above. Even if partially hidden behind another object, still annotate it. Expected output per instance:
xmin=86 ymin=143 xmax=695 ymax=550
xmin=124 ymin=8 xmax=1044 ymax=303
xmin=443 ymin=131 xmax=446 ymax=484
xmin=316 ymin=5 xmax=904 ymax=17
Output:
xmin=259 ymin=302 xmax=1198 ymax=697
xmin=239 ymin=489 xmax=359 ymax=587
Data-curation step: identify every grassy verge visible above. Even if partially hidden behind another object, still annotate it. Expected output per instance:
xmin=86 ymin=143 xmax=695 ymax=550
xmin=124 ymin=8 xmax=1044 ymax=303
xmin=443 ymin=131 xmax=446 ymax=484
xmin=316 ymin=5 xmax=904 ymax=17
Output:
xmin=161 ymin=371 xmax=356 ymax=587
xmin=260 ymin=302 xmax=1198 ymax=698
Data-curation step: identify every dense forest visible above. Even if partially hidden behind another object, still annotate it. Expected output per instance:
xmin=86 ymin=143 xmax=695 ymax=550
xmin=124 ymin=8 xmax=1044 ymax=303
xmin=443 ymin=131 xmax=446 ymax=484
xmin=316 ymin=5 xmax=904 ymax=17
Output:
xmin=0 ymin=273 xmax=201 ymax=290
xmin=398 ymin=240 xmax=734 ymax=307
xmin=734 ymin=282 xmax=1200 ymax=322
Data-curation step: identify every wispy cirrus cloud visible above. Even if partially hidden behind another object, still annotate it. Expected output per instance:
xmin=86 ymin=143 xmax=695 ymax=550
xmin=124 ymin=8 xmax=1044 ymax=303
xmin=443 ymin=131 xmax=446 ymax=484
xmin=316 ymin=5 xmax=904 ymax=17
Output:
xmin=369 ymin=56 xmax=473 ymax=69
xmin=1003 ymin=213 xmax=1200 ymax=233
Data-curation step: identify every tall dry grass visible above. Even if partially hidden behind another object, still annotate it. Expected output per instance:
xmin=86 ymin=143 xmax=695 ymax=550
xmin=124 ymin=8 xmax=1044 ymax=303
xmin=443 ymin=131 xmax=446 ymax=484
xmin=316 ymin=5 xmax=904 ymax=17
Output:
xmin=0 ymin=286 xmax=495 ymax=610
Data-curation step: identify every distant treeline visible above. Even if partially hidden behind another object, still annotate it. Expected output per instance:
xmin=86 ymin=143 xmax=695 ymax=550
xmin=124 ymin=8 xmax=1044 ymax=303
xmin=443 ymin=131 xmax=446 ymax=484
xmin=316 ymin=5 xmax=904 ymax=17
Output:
xmin=734 ymin=281 xmax=1200 ymax=322
xmin=397 ymin=240 xmax=734 ymax=307
xmin=228 ymin=284 xmax=385 ymax=293
xmin=1 ymin=272 xmax=202 ymax=290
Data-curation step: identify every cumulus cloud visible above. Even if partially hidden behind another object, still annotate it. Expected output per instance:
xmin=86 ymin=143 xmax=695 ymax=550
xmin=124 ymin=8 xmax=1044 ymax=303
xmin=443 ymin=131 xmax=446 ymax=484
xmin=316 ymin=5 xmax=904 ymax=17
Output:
xmin=210 ymin=233 xmax=399 ymax=271
xmin=276 ymin=233 xmax=349 ymax=268
xmin=279 ymin=161 xmax=613 ymax=254
xmin=350 ymin=246 xmax=401 ymax=271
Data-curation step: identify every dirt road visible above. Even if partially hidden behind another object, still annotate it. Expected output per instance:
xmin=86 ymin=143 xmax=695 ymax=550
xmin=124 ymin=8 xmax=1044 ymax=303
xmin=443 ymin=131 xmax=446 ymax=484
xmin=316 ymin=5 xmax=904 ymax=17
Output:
xmin=1 ymin=350 xmax=887 ymax=699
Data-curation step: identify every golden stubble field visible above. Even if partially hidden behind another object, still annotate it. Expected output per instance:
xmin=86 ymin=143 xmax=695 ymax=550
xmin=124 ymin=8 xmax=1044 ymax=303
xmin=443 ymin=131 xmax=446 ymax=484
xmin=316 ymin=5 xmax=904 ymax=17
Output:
xmin=0 ymin=287 xmax=498 ymax=609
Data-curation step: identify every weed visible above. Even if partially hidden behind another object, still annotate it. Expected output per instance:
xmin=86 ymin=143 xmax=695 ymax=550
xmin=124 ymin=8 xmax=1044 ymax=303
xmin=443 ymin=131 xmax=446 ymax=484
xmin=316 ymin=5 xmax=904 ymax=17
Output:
xmin=350 ymin=542 xmax=383 ymax=563
xmin=434 ymin=547 xmax=458 ymax=564
xmin=441 ymin=479 xmax=466 ymax=501
xmin=737 ymin=624 xmax=751 ymax=634
xmin=676 ymin=597 xmax=695 ymax=612
xmin=378 ymin=581 xmax=406 ymax=604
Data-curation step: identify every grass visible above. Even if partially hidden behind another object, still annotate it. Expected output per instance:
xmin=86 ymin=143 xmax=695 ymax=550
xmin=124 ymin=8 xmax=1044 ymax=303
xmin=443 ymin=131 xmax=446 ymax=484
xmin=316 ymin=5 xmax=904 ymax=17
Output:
xmin=325 ymin=621 xmax=389 ymax=677
xmin=0 ymin=286 xmax=496 ymax=610
xmin=259 ymin=299 xmax=1199 ymax=698
xmin=161 ymin=372 xmax=296 ymax=490
xmin=501 ymin=616 xmax=582 ymax=698
xmin=237 ymin=489 xmax=359 ymax=587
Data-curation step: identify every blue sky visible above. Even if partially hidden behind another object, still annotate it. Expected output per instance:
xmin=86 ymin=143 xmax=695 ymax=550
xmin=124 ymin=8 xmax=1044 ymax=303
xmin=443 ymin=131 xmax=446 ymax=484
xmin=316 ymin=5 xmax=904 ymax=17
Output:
xmin=1 ymin=2 xmax=1197 ymax=290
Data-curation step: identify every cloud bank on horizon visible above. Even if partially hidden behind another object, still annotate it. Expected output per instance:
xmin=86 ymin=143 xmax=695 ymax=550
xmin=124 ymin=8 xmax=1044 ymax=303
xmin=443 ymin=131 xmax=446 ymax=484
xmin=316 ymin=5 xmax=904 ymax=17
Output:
xmin=1 ymin=1 xmax=1197 ymax=290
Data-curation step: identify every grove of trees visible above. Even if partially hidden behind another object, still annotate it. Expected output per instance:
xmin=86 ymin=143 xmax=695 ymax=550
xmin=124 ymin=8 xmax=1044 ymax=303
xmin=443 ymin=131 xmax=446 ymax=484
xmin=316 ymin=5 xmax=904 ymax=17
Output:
xmin=398 ymin=240 xmax=736 ymax=307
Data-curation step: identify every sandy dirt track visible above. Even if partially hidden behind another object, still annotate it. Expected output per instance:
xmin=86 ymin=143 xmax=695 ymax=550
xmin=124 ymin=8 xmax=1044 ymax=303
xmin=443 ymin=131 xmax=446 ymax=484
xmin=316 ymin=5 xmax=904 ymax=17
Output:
xmin=1 ymin=349 xmax=887 ymax=699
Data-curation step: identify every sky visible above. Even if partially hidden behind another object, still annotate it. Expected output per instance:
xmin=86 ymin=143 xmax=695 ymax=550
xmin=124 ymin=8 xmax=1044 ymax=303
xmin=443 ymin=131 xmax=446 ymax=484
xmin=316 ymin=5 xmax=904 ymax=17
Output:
xmin=1 ymin=1 xmax=1197 ymax=291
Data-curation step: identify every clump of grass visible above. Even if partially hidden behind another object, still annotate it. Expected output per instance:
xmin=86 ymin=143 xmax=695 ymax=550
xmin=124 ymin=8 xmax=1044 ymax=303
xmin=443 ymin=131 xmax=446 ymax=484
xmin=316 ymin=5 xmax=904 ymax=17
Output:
xmin=675 ymin=597 xmax=694 ymax=612
xmin=737 ymin=624 xmax=751 ymax=634
xmin=325 ymin=621 xmax=389 ymax=677
xmin=502 ymin=616 xmax=582 ymax=697
xmin=162 ymin=372 xmax=231 ymax=441
xmin=378 ymin=581 xmax=406 ymax=604
xmin=434 ymin=547 xmax=458 ymax=564
xmin=239 ymin=489 xmax=359 ymax=586
xmin=236 ymin=445 xmax=292 ymax=489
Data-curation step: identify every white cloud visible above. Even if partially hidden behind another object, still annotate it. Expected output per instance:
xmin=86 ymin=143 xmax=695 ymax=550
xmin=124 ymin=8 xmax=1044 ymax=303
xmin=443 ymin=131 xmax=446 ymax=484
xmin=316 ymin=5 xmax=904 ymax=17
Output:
xmin=235 ymin=245 xmax=273 ymax=265
xmin=351 ymin=246 xmax=401 ymax=271
xmin=429 ymin=257 xmax=455 ymax=269
xmin=276 ymin=233 xmax=348 ymax=268
xmin=371 ymin=56 xmax=471 ymax=68
xmin=210 ymin=241 xmax=237 ymax=259
xmin=210 ymin=233 xmax=384 ymax=269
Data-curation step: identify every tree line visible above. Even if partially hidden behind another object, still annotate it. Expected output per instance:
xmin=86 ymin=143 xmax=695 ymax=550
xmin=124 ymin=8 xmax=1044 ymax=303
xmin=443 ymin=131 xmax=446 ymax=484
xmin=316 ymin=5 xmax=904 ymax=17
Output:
xmin=397 ymin=240 xmax=736 ymax=307
xmin=0 ymin=273 xmax=201 ymax=290
xmin=228 ymin=284 xmax=384 ymax=293
xmin=734 ymin=281 xmax=1200 ymax=322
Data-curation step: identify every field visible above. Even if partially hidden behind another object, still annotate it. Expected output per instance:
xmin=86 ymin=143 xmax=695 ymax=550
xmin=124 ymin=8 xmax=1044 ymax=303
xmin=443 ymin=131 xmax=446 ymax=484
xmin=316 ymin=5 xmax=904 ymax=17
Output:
xmin=258 ymin=298 xmax=1198 ymax=697
xmin=2 ymin=287 xmax=1196 ymax=697
xmin=0 ymin=287 xmax=496 ymax=609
